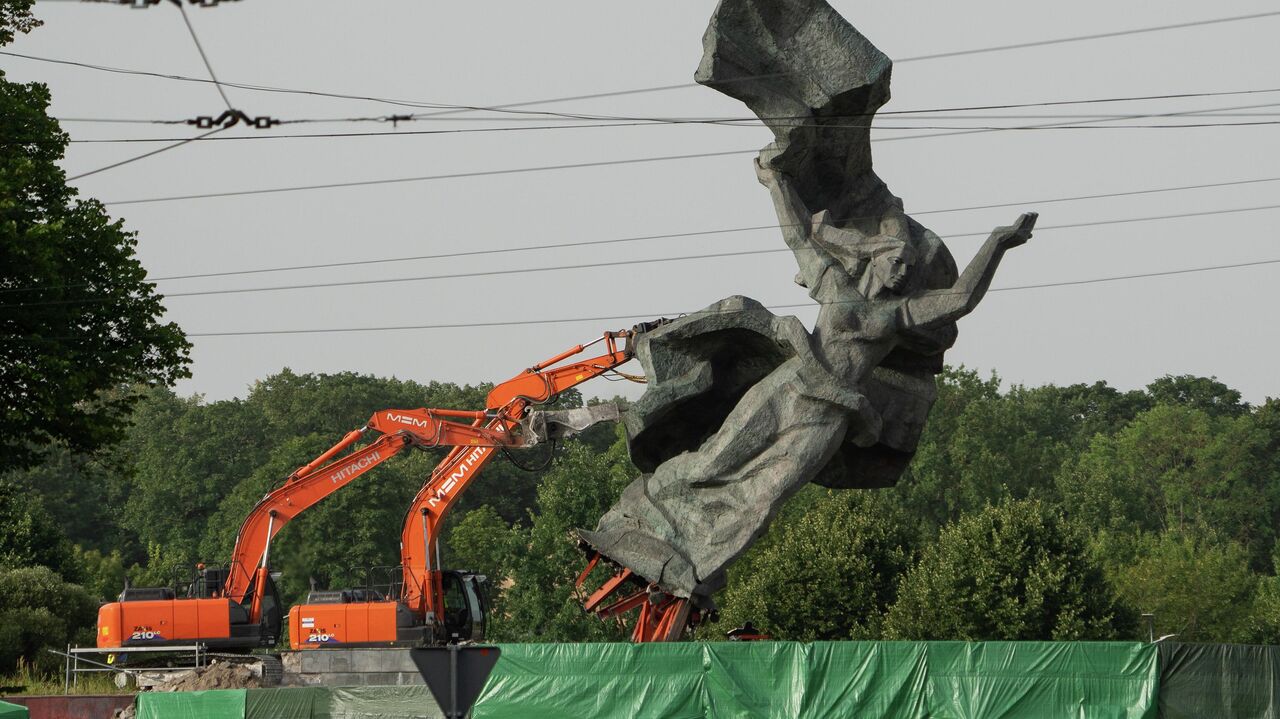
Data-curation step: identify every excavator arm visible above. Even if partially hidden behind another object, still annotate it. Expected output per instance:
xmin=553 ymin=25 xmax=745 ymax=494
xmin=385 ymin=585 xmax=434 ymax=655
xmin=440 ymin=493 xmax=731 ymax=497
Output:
xmin=399 ymin=326 xmax=657 ymax=624
xmin=225 ymin=431 xmax=415 ymax=615
xmin=225 ymin=409 xmax=539 ymax=619
xmin=230 ymin=325 xmax=659 ymax=623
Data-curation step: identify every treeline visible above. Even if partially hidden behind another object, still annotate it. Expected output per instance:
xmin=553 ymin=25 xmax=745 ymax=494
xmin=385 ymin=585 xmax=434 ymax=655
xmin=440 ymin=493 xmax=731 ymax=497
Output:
xmin=464 ymin=369 xmax=1280 ymax=644
xmin=2 ymin=368 xmax=1278 ymax=671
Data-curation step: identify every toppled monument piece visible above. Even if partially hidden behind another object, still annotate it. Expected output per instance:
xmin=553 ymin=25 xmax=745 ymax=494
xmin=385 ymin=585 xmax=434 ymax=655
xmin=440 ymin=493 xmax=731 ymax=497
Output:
xmin=695 ymin=0 xmax=897 ymax=223
xmin=579 ymin=0 xmax=1038 ymax=610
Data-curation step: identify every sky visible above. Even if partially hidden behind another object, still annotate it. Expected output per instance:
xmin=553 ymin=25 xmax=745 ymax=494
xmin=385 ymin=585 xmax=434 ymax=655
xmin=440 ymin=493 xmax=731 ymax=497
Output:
xmin=6 ymin=0 xmax=1280 ymax=404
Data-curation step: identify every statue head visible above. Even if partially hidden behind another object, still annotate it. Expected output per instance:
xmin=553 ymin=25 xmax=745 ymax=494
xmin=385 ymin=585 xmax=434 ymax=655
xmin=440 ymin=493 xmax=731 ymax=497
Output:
xmin=859 ymin=235 xmax=916 ymax=296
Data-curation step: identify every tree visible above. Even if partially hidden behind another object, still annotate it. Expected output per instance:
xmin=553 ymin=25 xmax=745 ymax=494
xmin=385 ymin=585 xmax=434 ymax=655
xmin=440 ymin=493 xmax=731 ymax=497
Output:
xmin=1248 ymin=572 xmax=1280 ymax=645
xmin=0 ymin=2 xmax=190 ymax=472
xmin=893 ymin=369 xmax=1087 ymax=539
xmin=496 ymin=432 xmax=633 ymax=642
xmin=710 ymin=490 xmax=912 ymax=641
xmin=0 ymin=565 xmax=97 ymax=673
xmin=1108 ymin=531 xmax=1259 ymax=643
xmin=1146 ymin=375 xmax=1247 ymax=417
xmin=70 ymin=546 xmax=126 ymax=604
xmin=884 ymin=499 xmax=1128 ymax=640
xmin=0 ymin=0 xmax=37 ymax=46
xmin=1 ymin=444 xmax=119 ymax=552
xmin=0 ymin=479 xmax=77 ymax=580
xmin=1058 ymin=404 xmax=1278 ymax=569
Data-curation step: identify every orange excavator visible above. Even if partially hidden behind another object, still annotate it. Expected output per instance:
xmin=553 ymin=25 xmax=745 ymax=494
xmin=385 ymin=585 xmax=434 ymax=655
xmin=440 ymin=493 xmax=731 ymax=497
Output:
xmin=285 ymin=324 xmax=657 ymax=648
xmin=97 ymin=324 xmax=656 ymax=651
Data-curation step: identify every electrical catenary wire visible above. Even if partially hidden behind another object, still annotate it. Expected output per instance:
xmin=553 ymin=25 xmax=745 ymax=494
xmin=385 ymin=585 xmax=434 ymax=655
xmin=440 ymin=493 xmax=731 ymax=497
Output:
xmin=30 ymin=116 xmax=1280 ymax=144
xmin=6 ymin=203 xmax=1280 ymax=310
xmin=5 ymin=256 xmax=1278 ymax=342
xmin=5 ymin=10 xmax=1280 ymax=119
xmin=394 ymin=11 xmax=1280 ymax=119
xmin=51 ymin=97 xmax=1280 ymax=182
xmin=62 ymin=1 xmax=235 ymax=180
xmin=3 ymin=175 xmax=1277 ymax=296
xmin=175 ymin=1 xmax=232 ymax=110
xmin=96 ymin=97 xmax=1280 ymax=206
xmin=65 ymin=126 xmax=225 ymax=180
xmin=47 ymin=108 xmax=1280 ymax=126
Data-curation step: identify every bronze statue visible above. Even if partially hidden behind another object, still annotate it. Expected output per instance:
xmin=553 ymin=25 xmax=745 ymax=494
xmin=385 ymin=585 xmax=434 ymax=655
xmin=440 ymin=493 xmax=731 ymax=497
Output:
xmin=579 ymin=0 xmax=1037 ymax=615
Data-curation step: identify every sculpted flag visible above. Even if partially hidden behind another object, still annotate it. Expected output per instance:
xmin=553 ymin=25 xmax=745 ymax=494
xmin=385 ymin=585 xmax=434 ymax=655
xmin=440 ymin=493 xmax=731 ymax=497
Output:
xmin=579 ymin=0 xmax=1031 ymax=608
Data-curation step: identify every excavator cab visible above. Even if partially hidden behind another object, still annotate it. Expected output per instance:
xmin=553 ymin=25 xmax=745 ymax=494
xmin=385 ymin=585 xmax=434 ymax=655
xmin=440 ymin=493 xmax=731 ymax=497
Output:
xmin=440 ymin=571 xmax=487 ymax=643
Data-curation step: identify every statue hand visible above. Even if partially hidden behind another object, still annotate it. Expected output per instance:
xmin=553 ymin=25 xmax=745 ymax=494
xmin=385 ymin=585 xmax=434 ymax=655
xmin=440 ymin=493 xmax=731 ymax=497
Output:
xmin=993 ymin=212 xmax=1038 ymax=249
xmin=754 ymin=146 xmax=784 ymax=186
xmin=753 ymin=156 xmax=778 ymax=187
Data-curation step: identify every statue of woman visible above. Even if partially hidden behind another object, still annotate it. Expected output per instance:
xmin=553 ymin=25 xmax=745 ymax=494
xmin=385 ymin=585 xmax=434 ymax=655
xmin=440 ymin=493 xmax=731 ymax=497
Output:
xmin=579 ymin=157 xmax=1037 ymax=608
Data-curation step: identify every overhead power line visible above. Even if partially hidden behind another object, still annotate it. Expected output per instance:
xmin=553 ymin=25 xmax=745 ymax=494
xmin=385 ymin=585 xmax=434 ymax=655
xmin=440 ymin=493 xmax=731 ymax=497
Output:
xmin=6 ymin=256 xmax=1278 ymax=342
xmin=151 ymin=257 xmax=1280 ymax=337
xmin=66 ymin=126 xmax=225 ymax=180
xmin=403 ymin=10 xmax=1280 ymax=119
xmin=5 ymin=10 xmax=1280 ymax=121
xmin=63 ymin=1 xmax=237 ymax=181
xmin=5 ymin=173 xmax=1276 ymax=297
xmin=895 ymin=11 xmax=1280 ymax=63
xmin=175 ymin=1 xmax=232 ymax=110
xmin=29 ymin=116 xmax=1280 ymax=144
xmin=47 ymin=93 xmax=1280 ymax=128
xmin=97 ymin=97 xmax=1280 ymax=205
xmin=6 ymin=202 xmax=1280 ymax=310
xmin=134 ymin=203 xmax=1280 ymax=301
xmin=141 ymin=175 xmax=1280 ymax=280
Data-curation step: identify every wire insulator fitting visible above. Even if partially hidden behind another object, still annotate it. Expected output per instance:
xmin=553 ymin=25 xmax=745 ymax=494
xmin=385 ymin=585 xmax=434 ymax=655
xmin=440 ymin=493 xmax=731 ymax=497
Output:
xmin=187 ymin=109 xmax=280 ymax=130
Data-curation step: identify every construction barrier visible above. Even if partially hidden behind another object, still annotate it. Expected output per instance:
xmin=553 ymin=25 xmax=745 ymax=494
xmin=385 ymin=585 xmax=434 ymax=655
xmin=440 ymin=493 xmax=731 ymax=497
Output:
xmin=1158 ymin=643 xmax=1280 ymax=719
xmin=132 ymin=640 xmax=1170 ymax=718
xmin=137 ymin=689 xmax=246 ymax=719
xmin=128 ymin=641 xmax=1280 ymax=718
xmin=475 ymin=642 xmax=1158 ymax=718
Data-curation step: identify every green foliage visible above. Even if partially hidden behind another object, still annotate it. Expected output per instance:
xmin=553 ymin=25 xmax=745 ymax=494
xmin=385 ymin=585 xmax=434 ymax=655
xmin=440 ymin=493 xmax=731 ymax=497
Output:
xmin=126 ymin=541 xmax=192 ymax=589
xmin=1146 ymin=374 xmax=1247 ymax=417
xmin=70 ymin=546 xmax=126 ymax=603
xmin=1 ymin=444 xmax=120 ymax=552
xmin=0 ymin=480 xmax=77 ymax=580
xmin=890 ymin=369 xmax=1148 ymax=542
xmin=710 ymin=490 xmax=912 ymax=640
xmin=0 ymin=0 xmax=38 ymax=46
xmin=1248 ymin=575 xmax=1280 ymax=645
xmin=0 ymin=54 xmax=190 ymax=472
xmin=1058 ymin=404 xmax=1279 ymax=568
xmin=884 ymin=499 xmax=1129 ymax=640
xmin=447 ymin=505 xmax=516 ymax=581
xmin=495 ymin=432 xmax=633 ymax=642
xmin=1108 ymin=531 xmax=1260 ymax=643
xmin=0 ymin=565 xmax=96 ymax=673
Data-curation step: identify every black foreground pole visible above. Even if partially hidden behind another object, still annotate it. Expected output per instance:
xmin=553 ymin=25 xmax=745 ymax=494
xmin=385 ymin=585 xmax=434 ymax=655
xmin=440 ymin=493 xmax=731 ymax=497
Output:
xmin=410 ymin=646 xmax=501 ymax=719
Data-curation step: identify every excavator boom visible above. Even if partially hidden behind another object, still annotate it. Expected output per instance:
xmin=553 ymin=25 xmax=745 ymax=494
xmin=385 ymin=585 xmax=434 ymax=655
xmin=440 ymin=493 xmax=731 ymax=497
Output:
xmin=287 ymin=324 xmax=662 ymax=648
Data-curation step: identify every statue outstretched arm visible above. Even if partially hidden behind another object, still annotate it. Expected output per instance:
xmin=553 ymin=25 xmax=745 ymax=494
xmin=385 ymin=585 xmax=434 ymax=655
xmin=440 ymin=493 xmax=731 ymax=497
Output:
xmin=755 ymin=156 xmax=844 ymax=292
xmin=905 ymin=212 xmax=1037 ymax=328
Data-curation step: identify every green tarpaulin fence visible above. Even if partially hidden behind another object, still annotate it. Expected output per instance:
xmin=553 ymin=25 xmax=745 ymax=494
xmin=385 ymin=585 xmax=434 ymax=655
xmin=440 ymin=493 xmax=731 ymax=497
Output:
xmin=138 ymin=641 xmax=1157 ymax=718
xmin=135 ymin=641 xmax=1280 ymax=718
xmin=1158 ymin=643 xmax=1280 ymax=719
xmin=138 ymin=689 xmax=246 ymax=719
xmin=474 ymin=642 xmax=1158 ymax=719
